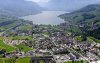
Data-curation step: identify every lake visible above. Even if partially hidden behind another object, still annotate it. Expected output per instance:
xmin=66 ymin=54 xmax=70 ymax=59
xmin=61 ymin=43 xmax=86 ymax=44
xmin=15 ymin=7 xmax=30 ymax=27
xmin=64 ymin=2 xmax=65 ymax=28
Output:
xmin=21 ymin=11 xmax=67 ymax=25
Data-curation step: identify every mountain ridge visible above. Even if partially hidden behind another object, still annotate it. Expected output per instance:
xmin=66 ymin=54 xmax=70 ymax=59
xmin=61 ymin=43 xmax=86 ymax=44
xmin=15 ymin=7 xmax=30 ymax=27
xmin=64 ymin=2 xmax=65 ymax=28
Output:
xmin=0 ymin=0 xmax=43 ymax=17
xmin=59 ymin=4 xmax=100 ymax=39
xmin=44 ymin=0 xmax=100 ymax=11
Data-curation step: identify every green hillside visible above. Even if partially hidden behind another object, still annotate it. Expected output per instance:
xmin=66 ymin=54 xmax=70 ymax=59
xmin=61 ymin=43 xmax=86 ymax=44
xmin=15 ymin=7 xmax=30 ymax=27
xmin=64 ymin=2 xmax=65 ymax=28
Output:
xmin=59 ymin=4 xmax=100 ymax=40
xmin=0 ymin=38 xmax=16 ymax=53
xmin=0 ymin=14 xmax=33 ymax=36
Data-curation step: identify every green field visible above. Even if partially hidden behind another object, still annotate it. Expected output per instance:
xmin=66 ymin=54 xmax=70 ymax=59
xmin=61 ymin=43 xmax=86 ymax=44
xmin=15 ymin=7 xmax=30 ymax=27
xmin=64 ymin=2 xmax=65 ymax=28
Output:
xmin=0 ymin=57 xmax=31 ymax=63
xmin=39 ymin=60 xmax=45 ymax=63
xmin=0 ymin=58 xmax=16 ymax=63
xmin=16 ymin=44 xmax=32 ymax=52
xmin=11 ymin=36 xmax=33 ymax=41
xmin=0 ymin=37 xmax=33 ymax=53
xmin=0 ymin=40 xmax=16 ymax=53
xmin=88 ymin=37 xmax=100 ymax=43
xmin=16 ymin=57 xmax=31 ymax=63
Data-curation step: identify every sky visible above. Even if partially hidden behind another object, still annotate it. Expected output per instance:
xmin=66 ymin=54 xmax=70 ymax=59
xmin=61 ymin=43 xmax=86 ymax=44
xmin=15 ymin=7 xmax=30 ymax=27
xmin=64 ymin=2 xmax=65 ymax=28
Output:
xmin=26 ymin=0 xmax=50 ymax=3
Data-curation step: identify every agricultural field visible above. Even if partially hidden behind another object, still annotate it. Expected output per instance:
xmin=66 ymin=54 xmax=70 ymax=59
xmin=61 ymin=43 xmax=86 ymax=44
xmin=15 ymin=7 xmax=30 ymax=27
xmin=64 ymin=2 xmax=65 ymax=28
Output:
xmin=0 ymin=58 xmax=15 ymax=63
xmin=16 ymin=57 xmax=31 ymax=63
xmin=16 ymin=43 xmax=32 ymax=52
xmin=0 ymin=38 xmax=16 ymax=53
xmin=11 ymin=36 xmax=33 ymax=41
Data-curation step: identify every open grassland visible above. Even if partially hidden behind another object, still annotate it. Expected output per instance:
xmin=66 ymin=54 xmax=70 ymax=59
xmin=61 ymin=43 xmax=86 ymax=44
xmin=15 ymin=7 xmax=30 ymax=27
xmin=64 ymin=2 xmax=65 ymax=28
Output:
xmin=10 ymin=36 xmax=33 ymax=41
xmin=0 ymin=37 xmax=16 ymax=53
xmin=16 ymin=43 xmax=32 ymax=52
xmin=16 ymin=57 xmax=31 ymax=63
xmin=0 ymin=58 xmax=15 ymax=63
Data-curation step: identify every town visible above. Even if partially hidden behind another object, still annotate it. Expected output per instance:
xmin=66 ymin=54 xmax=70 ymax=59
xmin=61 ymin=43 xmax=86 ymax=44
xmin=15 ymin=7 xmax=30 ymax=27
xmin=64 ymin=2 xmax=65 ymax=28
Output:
xmin=0 ymin=24 xmax=99 ymax=63
xmin=0 ymin=0 xmax=100 ymax=63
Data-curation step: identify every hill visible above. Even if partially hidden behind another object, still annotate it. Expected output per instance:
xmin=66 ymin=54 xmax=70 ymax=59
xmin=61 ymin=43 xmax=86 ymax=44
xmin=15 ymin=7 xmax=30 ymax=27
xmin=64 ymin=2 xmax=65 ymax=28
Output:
xmin=0 ymin=14 xmax=33 ymax=36
xmin=59 ymin=4 xmax=100 ymax=39
xmin=44 ymin=0 xmax=100 ymax=11
xmin=0 ymin=0 xmax=43 ymax=17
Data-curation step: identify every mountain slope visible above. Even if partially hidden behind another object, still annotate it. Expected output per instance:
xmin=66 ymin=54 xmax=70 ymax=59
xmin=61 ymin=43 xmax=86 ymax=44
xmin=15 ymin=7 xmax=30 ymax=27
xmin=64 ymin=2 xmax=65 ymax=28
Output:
xmin=0 ymin=0 xmax=43 ymax=17
xmin=44 ymin=0 xmax=100 ymax=11
xmin=0 ymin=14 xmax=33 ymax=36
xmin=59 ymin=4 xmax=100 ymax=39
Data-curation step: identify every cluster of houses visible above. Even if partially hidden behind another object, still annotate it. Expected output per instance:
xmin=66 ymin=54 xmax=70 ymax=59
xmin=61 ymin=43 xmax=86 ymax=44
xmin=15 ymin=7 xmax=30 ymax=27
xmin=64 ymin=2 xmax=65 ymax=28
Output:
xmin=32 ymin=26 xmax=100 ymax=63
xmin=3 ymin=37 xmax=28 ymax=46
xmin=0 ymin=24 xmax=99 ymax=63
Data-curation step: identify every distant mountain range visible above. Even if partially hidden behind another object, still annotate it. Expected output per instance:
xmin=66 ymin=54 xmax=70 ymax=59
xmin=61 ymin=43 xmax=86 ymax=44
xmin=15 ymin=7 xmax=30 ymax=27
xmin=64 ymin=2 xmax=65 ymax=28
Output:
xmin=1 ymin=0 xmax=100 ymax=16
xmin=44 ymin=0 xmax=100 ymax=11
xmin=0 ymin=0 xmax=43 ymax=17
xmin=0 ymin=0 xmax=41 ymax=35
xmin=0 ymin=14 xmax=33 ymax=35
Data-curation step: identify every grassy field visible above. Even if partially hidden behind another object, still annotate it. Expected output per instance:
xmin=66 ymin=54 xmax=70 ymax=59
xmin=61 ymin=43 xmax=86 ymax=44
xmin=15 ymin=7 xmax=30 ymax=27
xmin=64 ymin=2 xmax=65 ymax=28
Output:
xmin=0 ymin=58 xmax=16 ymax=63
xmin=39 ymin=60 xmax=45 ymax=63
xmin=0 ymin=39 xmax=16 ymax=53
xmin=0 ymin=58 xmax=46 ymax=63
xmin=16 ymin=57 xmax=31 ymax=63
xmin=0 ymin=57 xmax=31 ymax=63
xmin=0 ymin=36 xmax=33 ymax=53
xmin=11 ymin=36 xmax=33 ymax=41
xmin=16 ymin=44 xmax=32 ymax=52
xmin=18 ymin=25 xmax=33 ymax=31
xmin=88 ymin=37 xmax=100 ymax=43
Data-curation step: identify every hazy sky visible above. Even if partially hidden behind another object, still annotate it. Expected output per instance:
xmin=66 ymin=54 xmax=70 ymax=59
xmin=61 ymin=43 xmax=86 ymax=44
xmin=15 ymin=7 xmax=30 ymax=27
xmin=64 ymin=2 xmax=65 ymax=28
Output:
xmin=26 ymin=0 xmax=50 ymax=3
xmin=26 ymin=0 xmax=100 ymax=3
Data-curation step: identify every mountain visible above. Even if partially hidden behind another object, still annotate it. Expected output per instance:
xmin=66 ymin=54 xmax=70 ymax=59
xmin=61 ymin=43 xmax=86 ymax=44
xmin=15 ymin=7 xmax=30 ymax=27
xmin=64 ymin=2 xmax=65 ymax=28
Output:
xmin=59 ymin=4 xmax=100 ymax=39
xmin=0 ymin=0 xmax=43 ymax=17
xmin=0 ymin=14 xmax=33 ymax=36
xmin=44 ymin=0 xmax=100 ymax=11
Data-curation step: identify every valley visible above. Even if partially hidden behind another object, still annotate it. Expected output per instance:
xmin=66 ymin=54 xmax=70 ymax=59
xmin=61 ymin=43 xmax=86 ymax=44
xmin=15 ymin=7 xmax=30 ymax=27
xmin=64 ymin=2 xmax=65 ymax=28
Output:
xmin=0 ymin=1 xmax=99 ymax=63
